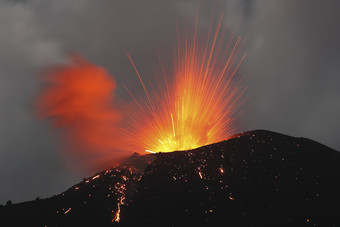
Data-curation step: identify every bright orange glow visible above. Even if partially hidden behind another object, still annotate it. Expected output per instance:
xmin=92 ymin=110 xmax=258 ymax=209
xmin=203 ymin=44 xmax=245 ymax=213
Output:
xmin=124 ymin=16 xmax=246 ymax=153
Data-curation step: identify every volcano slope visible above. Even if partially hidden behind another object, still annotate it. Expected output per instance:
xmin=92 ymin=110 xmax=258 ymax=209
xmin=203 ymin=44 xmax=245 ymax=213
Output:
xmin=1 ymin=130 xmax=339 ymax=226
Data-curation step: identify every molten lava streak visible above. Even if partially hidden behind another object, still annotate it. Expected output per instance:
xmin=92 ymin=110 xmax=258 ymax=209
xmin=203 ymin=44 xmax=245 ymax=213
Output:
xmin=124 ymin=17 xmax=246 ymax=153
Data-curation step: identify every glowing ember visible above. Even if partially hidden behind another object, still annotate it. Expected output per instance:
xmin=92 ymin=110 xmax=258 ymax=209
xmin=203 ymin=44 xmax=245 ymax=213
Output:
xmin=124 ymin=16 xmax=246 ymax=153
xmin=198 ymin=171 xmax=203 ymax=179
xmin=92 ymin=174 xmax=100 ymax=180
xmin=64 ymin=208 xmax=71 ymax=214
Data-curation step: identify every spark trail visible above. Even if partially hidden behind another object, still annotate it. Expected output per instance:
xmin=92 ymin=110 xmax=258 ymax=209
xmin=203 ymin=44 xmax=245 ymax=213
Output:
xmin=123 ymin=16 xmax=246 ymax=153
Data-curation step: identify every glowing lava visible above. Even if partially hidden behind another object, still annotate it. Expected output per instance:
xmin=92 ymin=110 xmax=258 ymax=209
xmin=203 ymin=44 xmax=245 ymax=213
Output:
xmin=124 ymin=16 xmax=246 ymax=153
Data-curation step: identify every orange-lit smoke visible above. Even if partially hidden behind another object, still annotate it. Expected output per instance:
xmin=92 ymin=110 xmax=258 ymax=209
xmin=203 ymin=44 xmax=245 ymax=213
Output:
xmin=123 ymin=17 xmax=246 ymax=153
xmin=37 ymin=56 xmax=128 ymax=168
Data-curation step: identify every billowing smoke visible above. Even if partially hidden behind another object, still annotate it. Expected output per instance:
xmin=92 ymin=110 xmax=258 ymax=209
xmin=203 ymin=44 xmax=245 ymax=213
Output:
xmin=37 ymin=56 xmax=130 ymax=170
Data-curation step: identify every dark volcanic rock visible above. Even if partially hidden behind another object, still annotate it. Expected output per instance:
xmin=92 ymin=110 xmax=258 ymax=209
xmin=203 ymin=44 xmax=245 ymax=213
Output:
xmin=1 ymin=130 xmax=340 ymax=226
xmin=0 ymin=153 xmax=155 ymax=227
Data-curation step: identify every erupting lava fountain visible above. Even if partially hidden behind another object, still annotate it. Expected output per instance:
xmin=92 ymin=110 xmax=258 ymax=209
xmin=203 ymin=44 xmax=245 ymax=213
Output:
xmin=37 ymin=15 xmax=247 ymax=167
xmin=123 ymin=16 xmax=247 ymax=154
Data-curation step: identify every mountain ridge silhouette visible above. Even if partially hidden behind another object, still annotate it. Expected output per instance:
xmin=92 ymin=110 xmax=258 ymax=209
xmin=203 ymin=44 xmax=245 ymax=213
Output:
xmin=1 ymin=129 xmax=339 ymax=226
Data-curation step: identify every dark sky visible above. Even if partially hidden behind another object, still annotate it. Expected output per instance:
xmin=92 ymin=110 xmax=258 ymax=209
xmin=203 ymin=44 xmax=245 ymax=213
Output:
xmin=0 ymin=0 xmax=339 ymax=204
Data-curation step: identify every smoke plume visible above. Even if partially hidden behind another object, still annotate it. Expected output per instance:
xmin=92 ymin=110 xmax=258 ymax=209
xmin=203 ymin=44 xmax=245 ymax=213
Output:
xmin=37 ymin=56 xmax=129 ymax=170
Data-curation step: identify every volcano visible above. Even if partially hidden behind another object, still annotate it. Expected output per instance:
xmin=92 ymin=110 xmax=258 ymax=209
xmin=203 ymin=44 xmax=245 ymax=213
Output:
xmin=1 ymin=130 xmax=339 ymax=226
